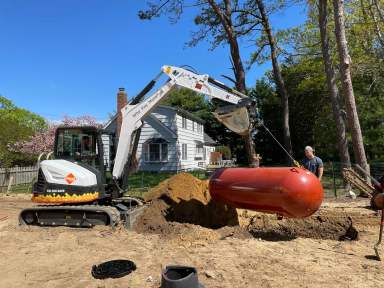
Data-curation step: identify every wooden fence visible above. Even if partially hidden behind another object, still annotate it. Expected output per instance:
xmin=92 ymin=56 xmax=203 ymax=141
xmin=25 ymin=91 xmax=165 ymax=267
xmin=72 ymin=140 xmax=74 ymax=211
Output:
xmin=0 ymin=166 xmax=38 ymax=191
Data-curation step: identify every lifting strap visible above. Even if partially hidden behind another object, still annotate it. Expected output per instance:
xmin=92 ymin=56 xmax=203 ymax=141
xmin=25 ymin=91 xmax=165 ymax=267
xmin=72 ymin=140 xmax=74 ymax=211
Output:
xmin=257 ymin=121 xmax=301 ymax=168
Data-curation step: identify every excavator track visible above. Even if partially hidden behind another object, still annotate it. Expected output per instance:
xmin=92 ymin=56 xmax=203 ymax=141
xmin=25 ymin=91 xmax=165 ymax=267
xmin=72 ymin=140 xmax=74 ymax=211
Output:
xmin=19 ymin=205 xmax=121 ymax=228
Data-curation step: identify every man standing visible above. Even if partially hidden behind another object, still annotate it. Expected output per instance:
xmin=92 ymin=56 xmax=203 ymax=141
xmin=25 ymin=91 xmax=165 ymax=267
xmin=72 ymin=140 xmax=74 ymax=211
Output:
xmin=302 ymin=146 xmax=324 ymax=180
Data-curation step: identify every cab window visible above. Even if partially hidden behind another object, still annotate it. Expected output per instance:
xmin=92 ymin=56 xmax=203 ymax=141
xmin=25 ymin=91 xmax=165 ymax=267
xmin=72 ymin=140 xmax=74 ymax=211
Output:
xmin=56 ymin=129 xmax=100 ymax=168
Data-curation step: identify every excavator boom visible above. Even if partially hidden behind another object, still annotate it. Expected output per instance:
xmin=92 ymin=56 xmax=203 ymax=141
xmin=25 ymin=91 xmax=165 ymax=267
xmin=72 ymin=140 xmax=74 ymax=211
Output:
xmin=112 ymin=65 xmax=256 ymax=180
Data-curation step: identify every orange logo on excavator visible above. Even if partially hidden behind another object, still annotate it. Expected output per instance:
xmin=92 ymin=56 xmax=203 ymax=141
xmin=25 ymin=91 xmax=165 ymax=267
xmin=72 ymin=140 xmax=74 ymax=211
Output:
xmin=65 ymin=173 xmax=76 ymax=184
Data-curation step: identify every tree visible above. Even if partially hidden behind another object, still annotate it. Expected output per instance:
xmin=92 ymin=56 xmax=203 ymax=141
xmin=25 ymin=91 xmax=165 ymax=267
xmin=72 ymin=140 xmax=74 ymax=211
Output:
xmin=253 ymin=0 xmax=384 ymax=164
xmin=333 ymin=0 xmax=369 ymax=172
xmin=0 ymin=116 xmax=35 ymax=167
xmin=244 ymin=0 xmax=384 ymax=165
xmin=249 ymin=78 xmax=286 ymax=164
xmin=0 ymin=96 xmax=46 ymax=167
xmin=352 ymin=72 xmax=384 ymax=162
xmin=139 ymin=0 xmax=258 ymax=166
xmin=251 ymin=59 xmax=339 ymax=164
xmin=0 ymin=96 xmax=46 ymax=131
xmin=253 ymin=0 xmax=293 ymax=163
xmin=318 ymin=0 xmax=351 ymax=168
xmin=162 ymin=88 xmax=209 ymax=117
xmin=203 ymin=0 xmax=258 ymax=166
xmin=204 ymin=0 xmax=247 ymax=92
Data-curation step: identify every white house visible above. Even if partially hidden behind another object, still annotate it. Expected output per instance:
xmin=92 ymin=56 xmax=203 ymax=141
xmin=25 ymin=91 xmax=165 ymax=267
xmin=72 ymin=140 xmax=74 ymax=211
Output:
xmin=104 ymin=105 xmax=216 ymax=172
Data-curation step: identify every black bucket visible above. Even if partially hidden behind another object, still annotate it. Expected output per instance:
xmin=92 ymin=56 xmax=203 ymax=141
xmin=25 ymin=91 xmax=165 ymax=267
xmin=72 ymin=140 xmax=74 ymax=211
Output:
xmin=161 ymin=265 xmax=204 ymax=288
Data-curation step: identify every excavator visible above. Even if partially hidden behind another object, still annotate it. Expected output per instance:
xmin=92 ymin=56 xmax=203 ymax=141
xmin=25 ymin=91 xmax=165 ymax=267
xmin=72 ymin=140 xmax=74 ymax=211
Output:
xmin=19 ymin=65 xmax=258 ymax=227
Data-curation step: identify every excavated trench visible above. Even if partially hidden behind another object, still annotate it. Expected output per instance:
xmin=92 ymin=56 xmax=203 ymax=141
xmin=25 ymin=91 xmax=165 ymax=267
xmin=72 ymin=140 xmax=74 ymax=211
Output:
xmin=133 ymin=173 xmax=359 ymax=241
xmin=246 ymin=214 xmax=358 ymax=241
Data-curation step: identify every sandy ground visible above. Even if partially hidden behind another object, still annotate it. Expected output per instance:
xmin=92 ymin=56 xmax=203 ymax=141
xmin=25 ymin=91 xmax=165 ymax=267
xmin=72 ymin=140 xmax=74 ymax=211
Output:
xmin=1 ymin=194 xmax=384 ymax=288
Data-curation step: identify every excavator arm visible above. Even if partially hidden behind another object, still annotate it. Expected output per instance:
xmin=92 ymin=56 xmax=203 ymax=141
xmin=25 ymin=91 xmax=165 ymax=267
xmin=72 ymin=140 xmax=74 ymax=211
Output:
xmin=112 ymin=65 xmax=256 ymax=180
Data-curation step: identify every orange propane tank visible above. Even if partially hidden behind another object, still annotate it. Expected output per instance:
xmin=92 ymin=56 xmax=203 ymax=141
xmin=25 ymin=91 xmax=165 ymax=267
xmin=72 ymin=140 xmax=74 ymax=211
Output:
xmin=209 ymin=167 xmax=324 ymax=218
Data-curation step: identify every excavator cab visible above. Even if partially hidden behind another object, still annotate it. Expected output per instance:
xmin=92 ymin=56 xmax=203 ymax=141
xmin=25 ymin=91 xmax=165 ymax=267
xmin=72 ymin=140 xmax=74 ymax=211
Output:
xmin=54 ymin=126 xmax=104 ymax=171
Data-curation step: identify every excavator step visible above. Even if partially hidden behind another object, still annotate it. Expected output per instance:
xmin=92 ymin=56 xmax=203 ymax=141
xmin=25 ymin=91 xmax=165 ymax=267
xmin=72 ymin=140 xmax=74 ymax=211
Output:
xmin=19 ymin=205 xmax=121 ymax=228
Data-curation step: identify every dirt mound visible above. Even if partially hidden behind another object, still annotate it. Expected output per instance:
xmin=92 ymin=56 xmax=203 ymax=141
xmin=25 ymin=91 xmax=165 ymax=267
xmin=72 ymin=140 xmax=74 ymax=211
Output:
xmin=143 ymin=173 xmax=210 ymax=204
xmin=247 ymin=213 xmax=359 ymax=241
xmin=134 ymin=173 xmax=239 ymax=234
xmin=217 ymin=226 xmax=253 ymax=240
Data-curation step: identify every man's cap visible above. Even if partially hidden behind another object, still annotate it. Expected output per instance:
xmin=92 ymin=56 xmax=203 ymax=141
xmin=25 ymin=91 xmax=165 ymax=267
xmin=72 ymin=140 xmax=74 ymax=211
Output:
xmin=304 ymin=146 xmax=314 ymax=152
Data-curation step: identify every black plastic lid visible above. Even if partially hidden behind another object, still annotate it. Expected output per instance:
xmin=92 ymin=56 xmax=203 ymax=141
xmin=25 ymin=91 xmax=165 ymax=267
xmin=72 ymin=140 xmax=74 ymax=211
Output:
xmin=91 ymin=259 xmax=136 ymax=279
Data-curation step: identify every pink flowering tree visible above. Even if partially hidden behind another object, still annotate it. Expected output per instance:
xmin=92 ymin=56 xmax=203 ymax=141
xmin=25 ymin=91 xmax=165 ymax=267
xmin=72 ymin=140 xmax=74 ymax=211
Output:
xmin=13 ymin=115 xmax=102 ymax=155
xmin=61 ymin=115 xmax=101 ymax=127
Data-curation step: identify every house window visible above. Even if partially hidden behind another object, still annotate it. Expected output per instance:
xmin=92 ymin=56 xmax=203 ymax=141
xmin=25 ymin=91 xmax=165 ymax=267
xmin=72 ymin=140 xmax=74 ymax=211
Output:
xmin=192 ymin=121 xmax=195 ymax=131
xmin=182 ymin=117 xmax=187 ymax=129
xmin=196 ymin=144 xmax=203 ymax=154
xmin=143 ymin=138 xmax=168 ymax=162
xmin=203 ymin=148 xmax=207 ymax=160
xmin=196 ymin=123 xmax=202 ymax=134
xmin=182 ymin=144 xmax=188 ymax=160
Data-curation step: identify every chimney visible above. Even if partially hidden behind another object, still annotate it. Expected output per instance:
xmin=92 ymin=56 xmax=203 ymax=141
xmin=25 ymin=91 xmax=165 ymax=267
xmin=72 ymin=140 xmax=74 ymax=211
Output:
xmin=116 ymin=87 xmax=127 ymax=136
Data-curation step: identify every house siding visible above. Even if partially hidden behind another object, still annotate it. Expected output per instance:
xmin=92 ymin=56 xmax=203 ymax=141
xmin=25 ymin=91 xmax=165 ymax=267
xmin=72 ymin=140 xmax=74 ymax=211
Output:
xmin=137 ymin=107 xmax=180 ymax=172
xmin=101 ymin=134 xmax=112 ymax=171
xmin=175 ymin=114 xmax=205 ymax=170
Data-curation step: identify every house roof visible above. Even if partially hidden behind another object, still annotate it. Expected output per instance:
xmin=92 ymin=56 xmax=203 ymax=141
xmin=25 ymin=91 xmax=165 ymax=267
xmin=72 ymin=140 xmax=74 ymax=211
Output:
xmin=104 ymin=104 xmax=217 ymax=146
xmin=103 ymin=105 xmax=205 ymax=129
xmin=204 ymin=133 xmax=216 ymax=146
xmin=103 ymin=114 xmax=117 ymax=130
xmin=157 ymin=105 xmax=205 ymax=124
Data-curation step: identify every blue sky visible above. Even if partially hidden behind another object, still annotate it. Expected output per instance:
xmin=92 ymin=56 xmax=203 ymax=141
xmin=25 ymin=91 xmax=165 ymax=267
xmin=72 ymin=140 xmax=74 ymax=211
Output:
xmin=0 ymin=0 xmax=306 ymax=121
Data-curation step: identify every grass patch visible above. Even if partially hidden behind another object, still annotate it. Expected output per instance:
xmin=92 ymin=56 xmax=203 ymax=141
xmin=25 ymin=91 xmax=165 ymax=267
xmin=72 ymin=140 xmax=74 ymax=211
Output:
xmin=1 ymin=183 xmax=32 ymax=194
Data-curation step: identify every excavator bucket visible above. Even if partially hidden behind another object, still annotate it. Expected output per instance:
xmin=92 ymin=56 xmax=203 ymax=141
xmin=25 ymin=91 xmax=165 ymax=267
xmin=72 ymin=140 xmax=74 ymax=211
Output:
xmin=213 ymin=105 xmax=250 ymax=136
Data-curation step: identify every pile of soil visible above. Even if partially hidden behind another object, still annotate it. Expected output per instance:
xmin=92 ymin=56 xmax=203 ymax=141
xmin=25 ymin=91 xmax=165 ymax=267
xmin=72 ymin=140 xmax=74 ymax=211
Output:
xmin=142 ymin=172 xmax=209 ymax=204
xmin=134 ymin=173 xmax=239 ymax=234
xmin=247 ymin=213 xmax=359 ymax=241
xmin=134 ymin=173 xmax=359 ymax=242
